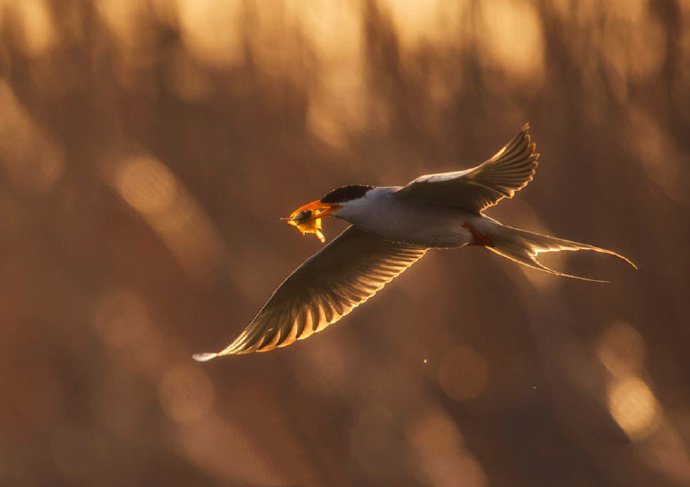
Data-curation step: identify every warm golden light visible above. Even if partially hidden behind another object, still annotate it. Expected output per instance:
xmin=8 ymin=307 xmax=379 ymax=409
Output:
xmin=302 ymin=1 xmax=366 ymax=146
xmin=0 ymin=82 xmax=64 ymax=193
xmin=597 ymin=320 xmax=646 ymax=377
xmin=17 ymin=0 xmax=55 ymax=56
xmin=608 ymin=376 xmax=660 ymax=440
xmin=0 ymin=0 xmax=686 ymax=484
xmin=406 ymin=407 xmax=487 ymax=486
xmin=379 ymin=0 xmax=463 ymax=49
xmin=481 ymin=0 xmax=544 ymax=84
xmin=175 ymin=0 xmax=243 ymax=67
xmin=174 ymin=417 xmax=281 ymax=485
xmin=406 ymin=408 xmax=464 ymax=457
xmin=116 ymin=156 xmax=178 ymax=217
xmin=109 ymin=154 xmax=229 ymax=280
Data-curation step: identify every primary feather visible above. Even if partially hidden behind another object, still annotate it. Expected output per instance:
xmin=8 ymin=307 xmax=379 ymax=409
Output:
xmin=394 ymin=123 xmax=538 ymax=212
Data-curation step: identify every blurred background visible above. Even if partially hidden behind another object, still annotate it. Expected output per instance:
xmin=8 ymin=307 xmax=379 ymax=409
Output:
xmin=1 ymin=0 xmax=690 ymax=485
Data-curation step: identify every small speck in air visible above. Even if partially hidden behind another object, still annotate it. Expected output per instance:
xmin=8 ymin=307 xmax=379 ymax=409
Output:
xmin=423 ymin=358 xmax=428 ymax=364
xmin=532 ymin=385 xmax=537 ymax=390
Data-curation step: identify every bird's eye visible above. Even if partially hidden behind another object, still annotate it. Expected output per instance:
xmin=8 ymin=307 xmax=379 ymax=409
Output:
xmin=294 ymin=210 xmax=313 ymax=222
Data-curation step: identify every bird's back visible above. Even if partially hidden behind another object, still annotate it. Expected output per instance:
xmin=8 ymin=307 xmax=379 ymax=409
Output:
xmin=335 ymin=187 xmax=475 ymax=248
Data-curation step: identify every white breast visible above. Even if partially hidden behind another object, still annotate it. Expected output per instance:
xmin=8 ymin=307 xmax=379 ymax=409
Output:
xmin=334 ymin=187 xmax=475 ymax=248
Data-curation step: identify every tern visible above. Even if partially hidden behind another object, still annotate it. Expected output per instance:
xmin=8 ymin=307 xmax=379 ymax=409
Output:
xmin=194 ymin=124 xmax=635 ymax=361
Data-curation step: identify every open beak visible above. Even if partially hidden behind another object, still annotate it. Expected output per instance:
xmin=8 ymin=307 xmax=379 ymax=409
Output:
xmin=288 ymin=200 xmax=339 ymax=220
xmin=281 ymin=200 xmax=340 ymax=242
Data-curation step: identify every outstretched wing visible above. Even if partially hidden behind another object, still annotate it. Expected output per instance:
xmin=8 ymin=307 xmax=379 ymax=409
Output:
xmin=394 ymin=124 xmax=539 ymax=213
xmin=194 ymin=227 xmax=427 ymax=359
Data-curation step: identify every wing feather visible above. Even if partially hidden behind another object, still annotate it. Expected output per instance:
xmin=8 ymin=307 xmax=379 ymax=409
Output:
xmin=193 ymin=226 xmax=427 ymax=359
xmin=394 ymin=123 xmax=539 ymax=212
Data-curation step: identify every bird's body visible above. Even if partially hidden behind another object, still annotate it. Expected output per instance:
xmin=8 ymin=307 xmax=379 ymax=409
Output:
xmin=193 ymin=124 xmax=636 ymax=361
xmin=335 ymin=186 xmax=476 ymax=248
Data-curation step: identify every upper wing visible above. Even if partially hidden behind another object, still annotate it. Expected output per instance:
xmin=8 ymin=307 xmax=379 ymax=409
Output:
xmin=193 ymin=227 xmax=427 ymax=359
xmin=394 ymin=124 xmax=539 ymax=213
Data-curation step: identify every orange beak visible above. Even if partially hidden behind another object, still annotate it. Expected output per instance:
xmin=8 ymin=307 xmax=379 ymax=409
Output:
xmin=287 ymin=200 xmax=339 ymax=220
xmin=282 ymin=200 xmax=340 ymax=242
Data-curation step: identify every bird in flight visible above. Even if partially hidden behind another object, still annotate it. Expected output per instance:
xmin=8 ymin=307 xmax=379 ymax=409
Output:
xmin=193 ymin=124 xmax=635 ymax=361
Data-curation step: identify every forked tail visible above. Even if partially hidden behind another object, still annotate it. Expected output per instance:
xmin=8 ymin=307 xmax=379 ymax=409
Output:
xmin=484 ymin=222 xmax=637 ymax=283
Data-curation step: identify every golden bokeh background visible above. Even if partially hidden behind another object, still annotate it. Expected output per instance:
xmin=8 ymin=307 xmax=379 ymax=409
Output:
xmin=1 ymin=1 xmax=690 ymax=485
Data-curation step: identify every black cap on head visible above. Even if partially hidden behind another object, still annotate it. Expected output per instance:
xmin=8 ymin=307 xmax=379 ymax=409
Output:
xmin=320 ymin=185 xmax=373 ymax=204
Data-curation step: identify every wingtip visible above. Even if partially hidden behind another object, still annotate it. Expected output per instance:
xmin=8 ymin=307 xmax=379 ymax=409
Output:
xmin=192 ymin=352 xmax=219 ymax=362
xmin=606 ymin=249 xmax=638 ymax=270
xmin=554 ymin=271 xmax=611 ymax=284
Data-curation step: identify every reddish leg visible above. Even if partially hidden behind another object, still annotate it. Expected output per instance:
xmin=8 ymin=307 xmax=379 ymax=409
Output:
xmin=462 ymin=222 xmax=494 ymax=247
